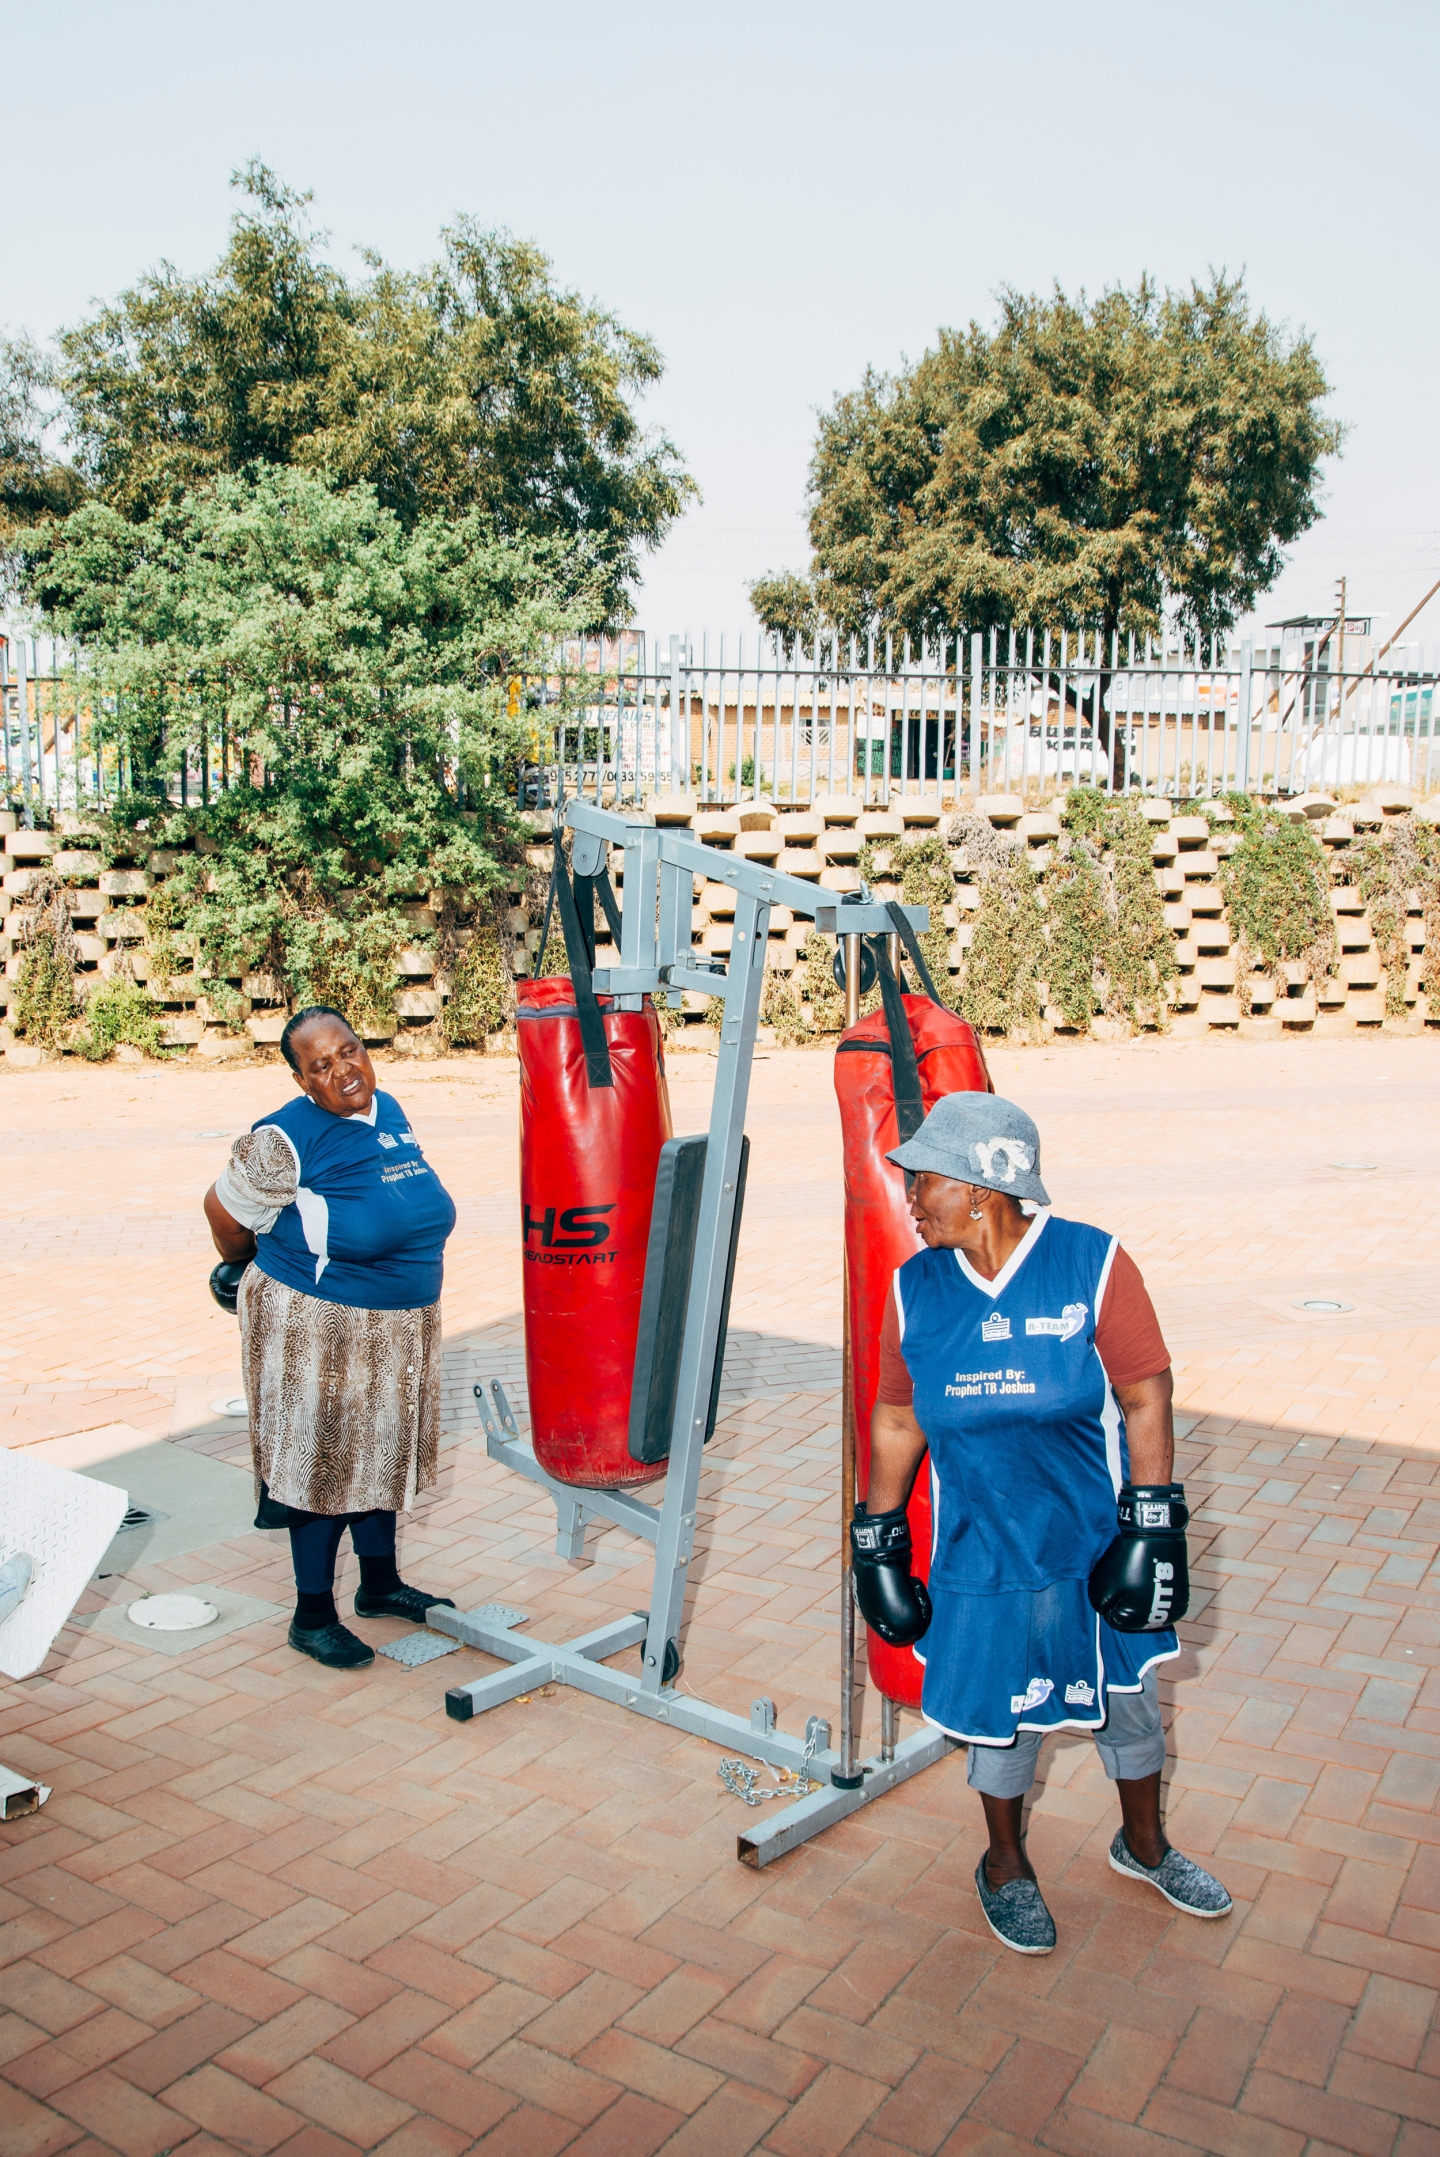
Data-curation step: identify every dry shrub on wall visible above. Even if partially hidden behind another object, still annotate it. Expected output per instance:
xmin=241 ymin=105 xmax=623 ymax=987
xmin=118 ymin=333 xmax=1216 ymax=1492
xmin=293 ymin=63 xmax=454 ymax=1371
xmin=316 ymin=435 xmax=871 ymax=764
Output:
xmin=761 ymin=968 xmax=810 ymax=1044
xmin=11 ymin=874 xmax=82 ymax=1049
xmin=1337 ymin=812 xmax=1440 ymax=1022
xmin=441 ymin=917 xmax=513 ymax=1044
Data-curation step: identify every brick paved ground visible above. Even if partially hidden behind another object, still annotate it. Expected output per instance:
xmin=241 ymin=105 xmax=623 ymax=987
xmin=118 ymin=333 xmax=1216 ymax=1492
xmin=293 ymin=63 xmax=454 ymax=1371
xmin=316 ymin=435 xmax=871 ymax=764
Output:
xmin=2 ymin=1033 xmax=1439 ymax=2157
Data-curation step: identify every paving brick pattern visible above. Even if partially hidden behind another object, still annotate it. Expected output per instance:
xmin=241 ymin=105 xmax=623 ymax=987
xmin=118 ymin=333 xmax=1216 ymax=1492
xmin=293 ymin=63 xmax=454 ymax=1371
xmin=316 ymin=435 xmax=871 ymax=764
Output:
xmin=3 ymin=1035 xmax=1440 ymax=2155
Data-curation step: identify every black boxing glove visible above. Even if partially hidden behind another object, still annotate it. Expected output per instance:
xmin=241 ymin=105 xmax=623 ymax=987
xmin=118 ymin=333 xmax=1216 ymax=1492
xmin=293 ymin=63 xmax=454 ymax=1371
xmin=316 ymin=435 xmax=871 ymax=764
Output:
xmin=1088 ymin=1483 xmax=1190 ymax=1633
xmin=850 ymin=1501 xmax=932 ymax=1647
xmin=209 ymin=1261 xmax=248 ymax=1315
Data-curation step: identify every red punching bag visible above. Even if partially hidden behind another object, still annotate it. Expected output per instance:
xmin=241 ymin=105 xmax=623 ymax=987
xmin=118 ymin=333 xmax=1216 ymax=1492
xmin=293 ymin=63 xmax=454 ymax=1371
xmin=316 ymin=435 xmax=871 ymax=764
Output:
xmin=518 ymin=846 xmax=673 ymax=1490
xmin=836 ymin=948 xmax=991 ymax=1708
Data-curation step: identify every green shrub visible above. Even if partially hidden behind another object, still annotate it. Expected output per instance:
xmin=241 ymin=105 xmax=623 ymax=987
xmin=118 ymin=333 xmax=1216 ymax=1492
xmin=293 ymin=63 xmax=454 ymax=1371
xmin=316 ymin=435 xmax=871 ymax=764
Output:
xmin=1103 ymin=801 xmax=1175 ymax=1024
xmin=76 ymin=976 xmax=167 ymax=1060
xmin=1046 ymin=843 xmax=1111 ymax=1032
xmin=1219 ymin=796 xmax=1335 ymax=1004
xmin=960 ymin=846 xmax=1045 ymax=1037
xmin=858 ymin=830 xmax=960 ymax=1007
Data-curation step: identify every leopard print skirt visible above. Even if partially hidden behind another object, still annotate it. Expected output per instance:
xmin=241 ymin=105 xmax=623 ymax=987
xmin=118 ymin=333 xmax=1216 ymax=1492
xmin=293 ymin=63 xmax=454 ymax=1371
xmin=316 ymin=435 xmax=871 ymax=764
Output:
xmin=238 ymin=1267 xmax=441 ymax=1515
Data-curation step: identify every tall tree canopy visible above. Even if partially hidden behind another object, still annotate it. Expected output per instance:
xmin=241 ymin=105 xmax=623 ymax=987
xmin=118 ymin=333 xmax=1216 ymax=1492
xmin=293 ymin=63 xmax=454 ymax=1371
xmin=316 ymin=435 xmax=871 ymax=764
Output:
xmin=751 ymin=276 xmax=1341 ymax=646
xmin=7 ymin=163 xmax=693 ymax=623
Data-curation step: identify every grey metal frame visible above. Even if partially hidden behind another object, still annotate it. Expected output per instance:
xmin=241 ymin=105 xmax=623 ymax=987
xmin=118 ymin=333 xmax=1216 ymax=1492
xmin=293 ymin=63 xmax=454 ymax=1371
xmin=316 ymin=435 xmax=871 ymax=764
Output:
xmin=434 ymin=799 xmax=957 ymax=1863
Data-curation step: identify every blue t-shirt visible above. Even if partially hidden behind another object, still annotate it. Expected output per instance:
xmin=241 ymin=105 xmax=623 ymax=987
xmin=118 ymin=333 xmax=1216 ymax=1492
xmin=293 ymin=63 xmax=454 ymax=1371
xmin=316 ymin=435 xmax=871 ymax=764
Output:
xmin=897 ymin=1213 xmax=1131 ymax=1593
xmin=251 ymin=1090 xmax=457 ymax=1312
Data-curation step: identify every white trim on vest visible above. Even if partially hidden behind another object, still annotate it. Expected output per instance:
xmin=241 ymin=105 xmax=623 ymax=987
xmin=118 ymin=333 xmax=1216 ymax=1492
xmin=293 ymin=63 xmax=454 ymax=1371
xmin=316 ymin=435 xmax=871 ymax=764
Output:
xmin=952 ymin=1206 xmax=1051 ymax=1299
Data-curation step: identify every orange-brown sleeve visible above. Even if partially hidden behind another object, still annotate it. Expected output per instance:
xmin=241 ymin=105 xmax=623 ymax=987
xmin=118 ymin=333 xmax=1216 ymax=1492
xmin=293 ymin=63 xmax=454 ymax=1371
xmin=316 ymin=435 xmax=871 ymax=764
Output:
xmin=1096 ymin=1247 xmax=1170 ymax=1387
xmin=876 ymin=1283 xmax=915 ymax=1406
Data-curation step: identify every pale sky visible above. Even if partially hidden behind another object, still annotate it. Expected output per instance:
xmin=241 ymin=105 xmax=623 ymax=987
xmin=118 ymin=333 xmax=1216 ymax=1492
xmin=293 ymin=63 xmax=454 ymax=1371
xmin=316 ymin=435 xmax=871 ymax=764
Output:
xmin=5 ymin=0 xmax=1438 ymax=652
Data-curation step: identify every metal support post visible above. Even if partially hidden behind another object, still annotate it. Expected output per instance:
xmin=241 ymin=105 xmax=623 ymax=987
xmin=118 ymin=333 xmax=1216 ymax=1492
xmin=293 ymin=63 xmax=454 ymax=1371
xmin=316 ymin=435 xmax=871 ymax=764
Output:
xmin=669 ymin=634 xmax=687 ymax=791
xmin=16 ymin=638 xmax=34 ymax=827
xmin=835 ymin=929 xmax=864 ymax=1789
xmin=436 ymin=802 xmax=949 ymax=1864
xmin=1236 ymin=639 xmax=1254 ymax=792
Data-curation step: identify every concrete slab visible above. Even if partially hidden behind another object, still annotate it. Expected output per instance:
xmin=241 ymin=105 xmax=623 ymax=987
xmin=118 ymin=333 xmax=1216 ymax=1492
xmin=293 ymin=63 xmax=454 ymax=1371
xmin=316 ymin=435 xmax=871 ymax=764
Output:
xmin=29 ymin=1421 xmax=258 ymax=1570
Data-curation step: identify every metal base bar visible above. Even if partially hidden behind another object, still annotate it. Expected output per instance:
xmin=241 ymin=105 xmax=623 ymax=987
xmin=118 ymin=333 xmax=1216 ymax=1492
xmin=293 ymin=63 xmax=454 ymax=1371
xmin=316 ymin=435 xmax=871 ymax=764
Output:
xmin=737 ymin=1728 xmax=956 ymax=1868
xmin=433 ymin=1600 xmax=838 ymax=1775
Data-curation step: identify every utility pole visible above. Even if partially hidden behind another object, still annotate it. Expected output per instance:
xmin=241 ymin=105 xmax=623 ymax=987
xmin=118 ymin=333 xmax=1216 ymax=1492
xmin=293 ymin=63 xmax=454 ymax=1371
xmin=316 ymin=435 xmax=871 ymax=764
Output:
xmin=1334 ymin=577 xmax=1347 ymax=728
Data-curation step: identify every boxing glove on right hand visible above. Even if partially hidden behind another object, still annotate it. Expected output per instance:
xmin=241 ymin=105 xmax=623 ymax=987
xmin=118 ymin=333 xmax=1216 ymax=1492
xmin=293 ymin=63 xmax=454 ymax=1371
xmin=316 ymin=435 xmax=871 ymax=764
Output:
xmin=851 ymin=1502 xmax=932 ymax=1646
xmin=1088 ymin=1483 xmax=1190 ymax=1632
xmin=209 ymin=1261 xmax=248 ymax=1315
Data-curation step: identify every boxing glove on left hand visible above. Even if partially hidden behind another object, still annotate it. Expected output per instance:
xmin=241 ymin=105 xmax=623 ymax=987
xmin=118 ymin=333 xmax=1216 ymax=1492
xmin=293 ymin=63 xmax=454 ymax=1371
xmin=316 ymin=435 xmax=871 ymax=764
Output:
xmin=851 ymin=1502 xmax=932 ymax=1646
xmin=1087 ymin=1483 xmax=1189 ymax=1632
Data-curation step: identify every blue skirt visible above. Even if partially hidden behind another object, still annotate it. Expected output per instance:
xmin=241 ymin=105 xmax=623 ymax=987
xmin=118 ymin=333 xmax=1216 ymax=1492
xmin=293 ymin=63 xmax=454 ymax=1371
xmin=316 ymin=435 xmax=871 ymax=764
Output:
xmin=913 ymin=1577 xmax=1179 ymax=1744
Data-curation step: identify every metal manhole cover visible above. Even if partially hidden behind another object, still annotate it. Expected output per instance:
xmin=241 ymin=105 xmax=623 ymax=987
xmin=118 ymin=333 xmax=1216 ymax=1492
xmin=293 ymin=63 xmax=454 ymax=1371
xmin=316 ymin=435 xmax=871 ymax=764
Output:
xmin=1331 ymin=1162 xmax=1377 ymax=1172
xmin=127 ymin=1594 xmax=219 ymax=1632
xmin=210 ymin=1397 xmax=248 ymax=1417
xmin=1294 ymin=1298 xmax=1354 ymax=1313
xmin=377 ymin=1630 xmax=461 ymax=1667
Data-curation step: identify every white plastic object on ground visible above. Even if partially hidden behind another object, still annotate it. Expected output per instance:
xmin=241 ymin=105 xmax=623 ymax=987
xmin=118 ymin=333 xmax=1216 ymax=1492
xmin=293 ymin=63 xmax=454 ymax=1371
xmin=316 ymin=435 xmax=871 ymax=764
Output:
xmin=127 ymin=1594 xmax=219 ymax=1632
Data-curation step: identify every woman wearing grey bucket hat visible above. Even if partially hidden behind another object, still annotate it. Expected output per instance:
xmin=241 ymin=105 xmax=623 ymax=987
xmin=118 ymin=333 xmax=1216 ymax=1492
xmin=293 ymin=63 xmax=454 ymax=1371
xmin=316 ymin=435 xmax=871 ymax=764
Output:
xmin=849 ymin=1092 xmax=1230 ymax=1956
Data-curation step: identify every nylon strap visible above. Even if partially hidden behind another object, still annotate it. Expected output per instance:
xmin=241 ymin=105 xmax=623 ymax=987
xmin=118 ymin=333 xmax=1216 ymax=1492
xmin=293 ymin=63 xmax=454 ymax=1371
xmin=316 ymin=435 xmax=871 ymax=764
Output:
xmin=885 ymin=900 xmax=942 ymax=1005
xmin=551 ymin=826 xmax=614 ymax=1089
xmin=593 ymin=865 xmax=624 ymax=946
xmin=533 ymin=861 xmax=558 ymax=978
xmin=874 ymin=939 xmax=924 ymax=1147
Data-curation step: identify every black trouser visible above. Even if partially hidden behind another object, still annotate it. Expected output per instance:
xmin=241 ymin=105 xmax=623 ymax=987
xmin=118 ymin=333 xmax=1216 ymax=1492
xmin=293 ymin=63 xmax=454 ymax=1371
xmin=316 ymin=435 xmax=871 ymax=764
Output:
xmin=287 ymin=1509 xmax=396 ymax=1593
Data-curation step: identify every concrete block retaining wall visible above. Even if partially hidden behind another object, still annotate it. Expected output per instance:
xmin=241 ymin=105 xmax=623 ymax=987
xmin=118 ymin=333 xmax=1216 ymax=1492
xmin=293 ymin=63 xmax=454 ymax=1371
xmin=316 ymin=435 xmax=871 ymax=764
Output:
xmin=0 ymin=788 xmax=1433 ymax=1062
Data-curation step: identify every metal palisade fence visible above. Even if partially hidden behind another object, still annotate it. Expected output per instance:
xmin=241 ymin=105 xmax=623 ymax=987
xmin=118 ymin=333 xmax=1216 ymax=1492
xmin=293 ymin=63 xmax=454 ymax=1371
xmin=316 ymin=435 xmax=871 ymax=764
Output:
xmin=523 ymin=625 xmax=1440 ymax=806
xmin=6 ymin=621 xmax=1440 ymax=820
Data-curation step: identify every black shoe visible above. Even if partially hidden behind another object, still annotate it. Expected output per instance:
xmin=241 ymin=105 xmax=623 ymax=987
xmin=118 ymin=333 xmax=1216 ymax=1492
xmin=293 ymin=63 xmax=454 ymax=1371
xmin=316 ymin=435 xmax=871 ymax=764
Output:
xmin=352 ymin=1585 xmax=457 ymax=1623
xmin=288 ymin=1619 xmax=375 ymax=1668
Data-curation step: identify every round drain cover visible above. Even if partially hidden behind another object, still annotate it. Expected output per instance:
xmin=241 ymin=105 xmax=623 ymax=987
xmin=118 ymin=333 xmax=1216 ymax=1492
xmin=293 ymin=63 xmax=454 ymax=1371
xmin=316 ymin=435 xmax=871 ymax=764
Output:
xmin=127 ymin=1595 xmax=219 ymax=1632
xmin=1294 ymin=1298 xmax=1353 ymax=1313
xmin=210 ymin=1397 xmax=248 ymax=1417
xmin=1331 ymin=1162 xmax=1376 ymax=1172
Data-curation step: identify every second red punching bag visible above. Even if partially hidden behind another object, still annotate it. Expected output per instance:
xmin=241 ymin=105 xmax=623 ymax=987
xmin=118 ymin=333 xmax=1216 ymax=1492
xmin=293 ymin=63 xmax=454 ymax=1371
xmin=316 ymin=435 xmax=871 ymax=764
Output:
xmin=836 ymin=944 xmax=991 ymax=1708
xmin=518 ymin=847 xmax=673 ymax=1490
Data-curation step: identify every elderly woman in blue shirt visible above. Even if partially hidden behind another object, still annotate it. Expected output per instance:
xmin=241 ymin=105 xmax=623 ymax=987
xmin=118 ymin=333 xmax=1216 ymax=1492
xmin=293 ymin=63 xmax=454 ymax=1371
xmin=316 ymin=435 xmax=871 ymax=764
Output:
xmin=204 ymin=1006 xmax=458 ymax=1668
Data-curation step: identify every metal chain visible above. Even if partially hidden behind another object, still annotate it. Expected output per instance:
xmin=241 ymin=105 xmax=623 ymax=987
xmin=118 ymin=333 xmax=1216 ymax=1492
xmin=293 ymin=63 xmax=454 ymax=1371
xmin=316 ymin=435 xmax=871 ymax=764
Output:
xmin=717 ymin=1725 xmax=820 ymax=1806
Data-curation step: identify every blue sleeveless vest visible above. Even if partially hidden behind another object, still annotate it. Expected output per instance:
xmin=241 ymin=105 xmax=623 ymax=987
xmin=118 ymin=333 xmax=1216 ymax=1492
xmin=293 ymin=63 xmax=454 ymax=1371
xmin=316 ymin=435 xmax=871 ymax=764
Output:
xmin=897 ymin=1212 xmax=1179 ymax=1742
xmin=252 ymin=1091 xmax=457 ymax=1311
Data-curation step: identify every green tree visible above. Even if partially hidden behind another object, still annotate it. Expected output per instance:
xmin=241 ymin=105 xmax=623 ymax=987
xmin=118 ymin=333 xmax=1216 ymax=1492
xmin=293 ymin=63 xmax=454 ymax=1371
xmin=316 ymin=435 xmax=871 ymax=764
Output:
xmin=0 ymin=334 xmax=83 ymax=546
xmin=752 ymin=275 xmax=1340 ymax=650
xmin=22 ymin=163 xmax=693 ymax=623
xmin=18 ymin=464 xmax=600 ymax=1004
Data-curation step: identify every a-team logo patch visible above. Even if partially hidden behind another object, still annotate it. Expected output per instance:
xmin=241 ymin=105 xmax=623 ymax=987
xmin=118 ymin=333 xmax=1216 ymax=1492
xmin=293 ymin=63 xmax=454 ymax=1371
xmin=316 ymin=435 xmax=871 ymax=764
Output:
xmin=972 ymin=1137 xmax=1033 ymax=1185
xmin=1064 ymin=1680 xmax=1096 ymax=1705
xmin=1026 ymin=1302 xmax=1088 ymax=1342
xmin=376 ymin=1131 xmax=398 ymax=1149
xmin=1010 ymin=1677 xmax=1054 ymax=1714
xmin=981 ymin=1313 xmax=1011 ymax=1342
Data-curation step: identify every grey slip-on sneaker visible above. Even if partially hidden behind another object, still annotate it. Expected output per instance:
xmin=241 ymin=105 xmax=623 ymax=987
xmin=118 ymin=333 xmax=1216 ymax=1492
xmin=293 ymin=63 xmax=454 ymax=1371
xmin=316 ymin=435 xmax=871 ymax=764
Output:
xmin=1108 ymin=1830 xmax=1233 ymax=1917
xmin=974 ymin=1856 xmax=1057 ymax=1955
